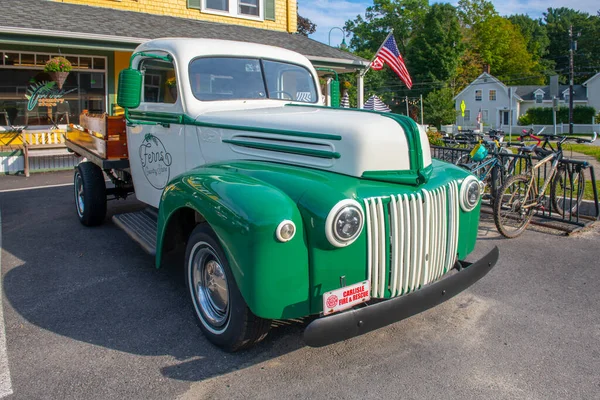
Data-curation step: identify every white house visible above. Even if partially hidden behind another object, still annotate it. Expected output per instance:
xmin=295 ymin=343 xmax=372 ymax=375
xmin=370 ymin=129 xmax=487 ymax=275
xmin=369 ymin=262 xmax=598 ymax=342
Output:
xmin=583 ymin=73 xmax=600 ymax=113
xmin=454 ymin=71 xmax=600 ymax=129
xmin=453 ymin=71 xmax=521 ymax=129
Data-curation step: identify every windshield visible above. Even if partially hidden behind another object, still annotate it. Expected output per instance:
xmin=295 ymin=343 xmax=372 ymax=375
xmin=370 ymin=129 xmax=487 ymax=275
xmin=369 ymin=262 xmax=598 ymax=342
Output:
xmin=189 ymin=57 xmax=317 ymax=103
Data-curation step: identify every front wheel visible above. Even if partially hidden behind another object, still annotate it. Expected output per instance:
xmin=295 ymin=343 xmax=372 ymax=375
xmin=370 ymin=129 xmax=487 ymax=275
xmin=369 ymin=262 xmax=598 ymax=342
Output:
xmin=493 ymin=174 xmax=535 ymax=238
xmin=551 ymin=166 xmax=585 ymax=217
xmin=185 ymin=224 xmax=271 ymax=352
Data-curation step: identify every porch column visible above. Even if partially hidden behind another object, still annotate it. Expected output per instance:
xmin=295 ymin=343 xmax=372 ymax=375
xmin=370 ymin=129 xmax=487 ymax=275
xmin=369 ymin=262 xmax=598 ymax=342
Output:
xmin=326 ymin=78 xmax=332 ymax=107
xmin=357 ymin=72 xmax=364 ymax=108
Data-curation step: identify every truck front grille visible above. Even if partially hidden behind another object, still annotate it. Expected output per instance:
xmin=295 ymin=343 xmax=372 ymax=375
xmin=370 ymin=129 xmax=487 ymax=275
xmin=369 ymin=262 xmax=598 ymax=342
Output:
xmin=364 ymin=181 xmax=460 ymax=298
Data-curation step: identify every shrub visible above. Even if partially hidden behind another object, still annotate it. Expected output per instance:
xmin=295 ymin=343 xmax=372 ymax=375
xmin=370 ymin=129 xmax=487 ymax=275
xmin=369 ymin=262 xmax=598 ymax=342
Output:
xmin=519 ymin=106 xmax=597 ymax=125
xmin=427 ymin=128 xmax=444 ymax=146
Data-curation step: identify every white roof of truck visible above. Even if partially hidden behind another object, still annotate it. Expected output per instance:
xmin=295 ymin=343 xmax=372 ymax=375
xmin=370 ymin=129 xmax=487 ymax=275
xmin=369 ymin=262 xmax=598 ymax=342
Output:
xmin=135 ymin=38 xmax=314 ymax=70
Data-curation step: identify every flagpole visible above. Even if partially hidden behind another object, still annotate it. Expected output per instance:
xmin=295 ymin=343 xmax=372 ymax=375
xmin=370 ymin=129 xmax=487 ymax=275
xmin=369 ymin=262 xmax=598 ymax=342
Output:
xmin=420 ymin=94 xmax=423 ymax=125
xmin=360 ymin=30 xmax=394 ymax=77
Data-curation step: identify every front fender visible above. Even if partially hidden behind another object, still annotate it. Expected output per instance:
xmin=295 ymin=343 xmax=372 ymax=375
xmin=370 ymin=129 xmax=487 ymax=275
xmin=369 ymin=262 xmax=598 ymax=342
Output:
xmin=156 ymin=167 xmax=310 ymax=319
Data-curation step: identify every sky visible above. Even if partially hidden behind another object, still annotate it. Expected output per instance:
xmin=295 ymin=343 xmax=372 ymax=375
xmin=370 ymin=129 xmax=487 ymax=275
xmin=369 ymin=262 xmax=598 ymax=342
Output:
xmin=298 ymin=0 xmax=600 ymax=46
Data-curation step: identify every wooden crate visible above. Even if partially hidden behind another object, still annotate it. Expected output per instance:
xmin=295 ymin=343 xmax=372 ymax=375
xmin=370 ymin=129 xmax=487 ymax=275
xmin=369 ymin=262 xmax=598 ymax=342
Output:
xmin=67 ymin=112 xmax=128 ymax=160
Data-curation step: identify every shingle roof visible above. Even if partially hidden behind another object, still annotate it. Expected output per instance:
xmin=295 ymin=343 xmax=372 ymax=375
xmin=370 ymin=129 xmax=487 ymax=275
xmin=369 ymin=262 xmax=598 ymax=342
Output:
xmin=0 ymin=0 xmax=367 ymax=65
xmin=512 ymin=85 xmax=587 ymax=101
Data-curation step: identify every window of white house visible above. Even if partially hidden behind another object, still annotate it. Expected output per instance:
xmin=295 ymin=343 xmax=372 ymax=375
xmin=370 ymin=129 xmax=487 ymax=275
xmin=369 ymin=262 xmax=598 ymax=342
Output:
xmin=489 ymin=90 xmax=496 ymax=101
xmin=564 ymin=94 xmax=569 ymax=104
xmin=482 ymin=109 xmax=489 ymax=122
xmin=464 ymin=110 xmax=471 ymax=121
xmin=535 ymin=93 xmax=543 ymax=103
xmin=475 ymin=90 xmax=482 ymax=101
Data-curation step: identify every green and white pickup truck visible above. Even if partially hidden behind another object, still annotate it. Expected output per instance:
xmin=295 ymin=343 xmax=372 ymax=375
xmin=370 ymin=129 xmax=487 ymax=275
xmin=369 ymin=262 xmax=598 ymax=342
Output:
xmin=66 ymin=38 xmax=498 ymax=351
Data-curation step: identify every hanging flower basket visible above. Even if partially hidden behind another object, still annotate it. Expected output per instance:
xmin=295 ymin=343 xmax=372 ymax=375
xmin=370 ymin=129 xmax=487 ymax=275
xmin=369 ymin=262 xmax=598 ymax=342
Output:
xmin=44 ymin=57 xmax=73 ymax=89
xmin=48 ymin=71 xmax=69 ymax=90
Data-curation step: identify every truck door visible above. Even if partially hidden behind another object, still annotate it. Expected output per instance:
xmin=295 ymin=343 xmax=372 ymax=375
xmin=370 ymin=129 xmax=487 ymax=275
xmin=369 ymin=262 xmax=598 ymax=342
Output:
xmin=127 ymin=56 xmax=186 ymax=208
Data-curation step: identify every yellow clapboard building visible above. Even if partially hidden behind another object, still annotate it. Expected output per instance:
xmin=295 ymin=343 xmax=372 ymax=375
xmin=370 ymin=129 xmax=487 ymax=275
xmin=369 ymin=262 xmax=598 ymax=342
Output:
xmin=0 ymin=0 xmax=367 ymax=174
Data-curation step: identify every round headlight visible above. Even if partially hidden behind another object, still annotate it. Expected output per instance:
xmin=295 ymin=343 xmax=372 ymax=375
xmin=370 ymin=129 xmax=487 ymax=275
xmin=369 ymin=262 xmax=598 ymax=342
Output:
xmin=459 ymin=175 xmax=481 ymax=212
xmin=325 ymin=199 xmax=364 ymax=247
xmin=275 ymin=220 xmax=296 ymax=242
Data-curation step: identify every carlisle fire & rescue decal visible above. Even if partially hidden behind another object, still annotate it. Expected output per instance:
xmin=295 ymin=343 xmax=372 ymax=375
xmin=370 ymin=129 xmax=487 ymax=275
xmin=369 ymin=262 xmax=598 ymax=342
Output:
xmin=139 ymin=133 xmax=172 ymax=189
xmin=323 ymin=281 xmax=371 ymax=316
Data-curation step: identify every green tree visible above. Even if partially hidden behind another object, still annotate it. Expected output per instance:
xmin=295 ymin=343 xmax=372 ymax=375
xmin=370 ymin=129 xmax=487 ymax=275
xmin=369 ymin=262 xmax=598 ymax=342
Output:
xmin=454 ymin=0 xmax=497 ymax=91
xmin=344 ymin=0 xmax=429 ymax=55
xmin=472 ymin=16 xmax=544 ymax=84
xmin=457 ymin=0 xmax=497 ymax=28
xmin=344 ymin=0 xmax=430 ymax=103
xmin=297 ymin=14 xmax=316 ymax=37
xmin=407 ymin=3 xmax=464 ymax=92
xmin=543 ymin=8 xmax=597 ymax=82
xmin=423 ymin=87 xmax=456 ymax=128
xmin=508 ymin=14 xmax=552 ymax=70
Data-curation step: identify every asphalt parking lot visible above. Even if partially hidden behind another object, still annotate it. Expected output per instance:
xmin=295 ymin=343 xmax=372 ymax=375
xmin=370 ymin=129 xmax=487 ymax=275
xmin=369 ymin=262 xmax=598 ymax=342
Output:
xmin=1 ymin=172 xmax=599 ymax=399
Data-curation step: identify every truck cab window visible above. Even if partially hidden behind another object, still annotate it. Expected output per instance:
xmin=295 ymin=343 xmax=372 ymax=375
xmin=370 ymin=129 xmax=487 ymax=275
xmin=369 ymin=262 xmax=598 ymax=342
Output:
xmin=140 ymin=59 xmax=177 ymax=104
xmin=189 ymin=57 xmax=317 ymax=103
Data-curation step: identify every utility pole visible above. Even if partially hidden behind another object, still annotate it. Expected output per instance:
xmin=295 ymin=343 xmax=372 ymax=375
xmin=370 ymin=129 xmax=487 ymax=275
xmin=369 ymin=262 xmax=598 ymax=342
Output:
xmin=569 ymin=25 xmax=574 ymax=135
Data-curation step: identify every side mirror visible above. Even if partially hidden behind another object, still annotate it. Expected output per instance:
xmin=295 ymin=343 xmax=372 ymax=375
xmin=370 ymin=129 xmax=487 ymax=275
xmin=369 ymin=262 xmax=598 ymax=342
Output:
xmin=330 ymin=80 xmax=340 ymax=108
xmin=117 ymin=68 xmax=142 ymax=109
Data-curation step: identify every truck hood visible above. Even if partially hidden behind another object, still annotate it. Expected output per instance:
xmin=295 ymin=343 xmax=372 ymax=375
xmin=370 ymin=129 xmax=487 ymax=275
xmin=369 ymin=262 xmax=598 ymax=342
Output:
xmin=193 ymin=105 xmax=432 ymax=184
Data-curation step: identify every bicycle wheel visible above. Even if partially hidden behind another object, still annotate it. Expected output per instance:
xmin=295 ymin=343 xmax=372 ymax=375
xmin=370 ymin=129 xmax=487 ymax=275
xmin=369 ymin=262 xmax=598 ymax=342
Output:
xmin=494 ymin=174 xmax=536 ymax=238
xmin=550 ymin=165 xmax=586 ymax=217
xmin=484 ymin=164 xmax=502 ymax=204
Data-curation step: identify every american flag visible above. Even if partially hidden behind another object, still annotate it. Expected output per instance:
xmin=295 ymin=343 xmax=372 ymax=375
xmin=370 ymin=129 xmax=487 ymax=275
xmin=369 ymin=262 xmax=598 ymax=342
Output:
xmin=370 ymin=56 xmax=384 ymax=71
xmin=371 ymin=34 xmax=412 ymax=89
xmin=476 ymin=108 xmax=482 ymax=124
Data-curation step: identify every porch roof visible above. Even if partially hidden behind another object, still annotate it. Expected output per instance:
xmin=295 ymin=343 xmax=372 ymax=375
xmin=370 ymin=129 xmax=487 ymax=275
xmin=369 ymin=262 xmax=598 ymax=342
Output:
xmin=0 ymin=0 xmax=368 ymax=73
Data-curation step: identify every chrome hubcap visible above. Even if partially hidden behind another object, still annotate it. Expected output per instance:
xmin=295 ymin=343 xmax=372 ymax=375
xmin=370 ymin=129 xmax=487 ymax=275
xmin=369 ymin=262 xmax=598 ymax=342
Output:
xmin=75 ymin=172 xmax=84 ymax=216
xmin=191 ymin=244 xmax=229 ymax=327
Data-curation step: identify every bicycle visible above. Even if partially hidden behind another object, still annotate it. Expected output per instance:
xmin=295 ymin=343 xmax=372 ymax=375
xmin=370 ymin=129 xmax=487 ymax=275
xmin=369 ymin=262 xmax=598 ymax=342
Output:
xmin=454 ymin=131 xmax=522 ymax=204
xmin=493 ymin=132 xmax=597 ymax=238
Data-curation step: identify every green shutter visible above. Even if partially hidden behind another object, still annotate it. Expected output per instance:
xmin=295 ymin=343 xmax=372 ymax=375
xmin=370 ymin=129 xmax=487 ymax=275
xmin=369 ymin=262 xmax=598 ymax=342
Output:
xmin=265 ymin=0 xmax=275 ymax=21
xmin=188 ymin=0 xmax=201 ymax=10
xmin=330 ymin=81 xmax=340 ymax=108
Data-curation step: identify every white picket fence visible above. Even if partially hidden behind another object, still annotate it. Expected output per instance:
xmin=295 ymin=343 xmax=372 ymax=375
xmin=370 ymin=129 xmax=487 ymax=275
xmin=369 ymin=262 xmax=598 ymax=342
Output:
xmin=441 ymin=124 xmax=600 ymax=136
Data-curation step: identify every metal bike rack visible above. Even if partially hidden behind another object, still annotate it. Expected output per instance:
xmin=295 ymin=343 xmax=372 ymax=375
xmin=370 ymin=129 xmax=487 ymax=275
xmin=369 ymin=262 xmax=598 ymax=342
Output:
xmin=431 ymin=144 xmax=600 ymax=234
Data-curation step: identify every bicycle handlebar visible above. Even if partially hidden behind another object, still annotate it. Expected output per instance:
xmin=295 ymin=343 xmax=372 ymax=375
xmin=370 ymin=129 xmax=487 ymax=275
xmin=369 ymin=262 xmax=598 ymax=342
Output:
xmin=557 ymin=131 xmax=597 ymax=144
xmin=519 ymin=129 xmax=542 ymax=145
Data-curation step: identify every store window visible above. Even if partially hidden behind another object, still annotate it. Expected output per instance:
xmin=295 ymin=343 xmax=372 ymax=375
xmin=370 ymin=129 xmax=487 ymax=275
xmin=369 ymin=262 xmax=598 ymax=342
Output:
xmin=0 ymin=50 xmax=107 ymax=128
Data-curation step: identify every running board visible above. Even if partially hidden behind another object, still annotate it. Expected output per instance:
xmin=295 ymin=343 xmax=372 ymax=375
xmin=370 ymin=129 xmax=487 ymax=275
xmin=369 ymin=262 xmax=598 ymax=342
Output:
xmin=112 ymin=208 xmax=158 ymax=255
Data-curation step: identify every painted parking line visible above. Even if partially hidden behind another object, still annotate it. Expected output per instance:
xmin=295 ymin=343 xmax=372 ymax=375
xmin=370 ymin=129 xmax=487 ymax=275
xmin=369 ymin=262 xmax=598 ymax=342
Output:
xmin=0 ymin=179 xmax=115 ymax=194
xmin=0 ymin=182 xmax=73 ymax=193
xmin=0 ymin=211 xmax=13 ymax=398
